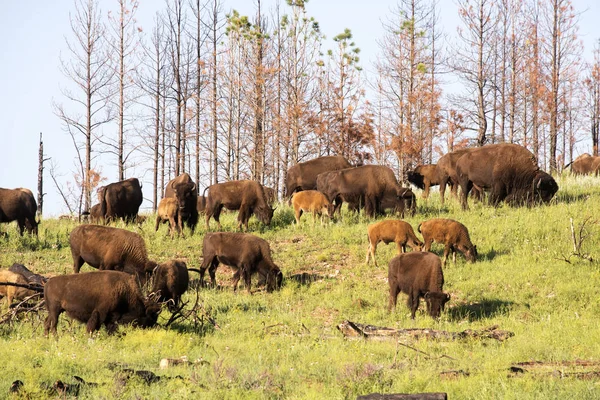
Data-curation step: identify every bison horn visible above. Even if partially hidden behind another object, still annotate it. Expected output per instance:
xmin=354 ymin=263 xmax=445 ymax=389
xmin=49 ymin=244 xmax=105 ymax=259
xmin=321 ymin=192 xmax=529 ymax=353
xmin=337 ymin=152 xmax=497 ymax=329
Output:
xmin=272 ymin=206 xmax=278 ymax=212
xmin=170 ymin=181 xmax=175 ymax=189
xmin=536 ymin=178 xmax=542 ymax=189
xmin=191 ymin=183 xmax=197 ymax=193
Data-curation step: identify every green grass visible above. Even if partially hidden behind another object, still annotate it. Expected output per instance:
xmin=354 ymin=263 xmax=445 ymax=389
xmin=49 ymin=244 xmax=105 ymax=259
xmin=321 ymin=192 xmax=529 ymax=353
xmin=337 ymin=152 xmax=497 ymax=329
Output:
xmin=2 ymin=174 xmax=600 ymax=398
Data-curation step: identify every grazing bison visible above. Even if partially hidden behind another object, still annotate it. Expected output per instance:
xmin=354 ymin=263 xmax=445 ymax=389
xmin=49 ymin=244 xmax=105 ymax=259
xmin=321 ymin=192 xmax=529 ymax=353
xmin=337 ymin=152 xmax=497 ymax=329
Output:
xmin=285 ymin=155 xmax=352 ymax=198
xmin=155 ymin=198 xmax=181 ymax=237
xmin=569 ymin=153 xmax=599 ymax=176
xmin=418 ymin=218 xmax=477 ymax=265
xmin=199 ymin=232 xmax=283 ymax=293
xmin=318 ymin=165 xmax=405 ymax=218
xmin=387 ymin=252 xmax=450 ymax=319
xmin=341 ymin=187 xmax=416 ymax=218
xmin=98 ymin=178 xmax=143 ymax=223
xmin=366 ymin=220 xmax=423 ymax=267
xmin=0 ymin=188 xmax=39 ymax=235
xmin=407 ymin=164 xmax=440 ymax=199
xmin=152 ymin=260 xmax=189 ymax=310
xmin=204 ymin=180 xmax=274 ymax=231
xmin=455 ymin=143 xmax=558 ymax=210
xmin=69 ymin=225 xmax=156 ymax=285
xmin=436 ymin=148 xmax=478 ymax=205
xmin=263 ymin=186 xmax=277 ymax=207
xmin=43 ymin=271 xmax=160 ymax=336
xmin=0 ymin=269 xmax=38 ymax=306
xmin=197 ymin=195 xmax=206 ymax=215
xmin=291 ymin=190 xmax=330 ymax=224
xmin=164 ymin=173 xmax=199 ymax=234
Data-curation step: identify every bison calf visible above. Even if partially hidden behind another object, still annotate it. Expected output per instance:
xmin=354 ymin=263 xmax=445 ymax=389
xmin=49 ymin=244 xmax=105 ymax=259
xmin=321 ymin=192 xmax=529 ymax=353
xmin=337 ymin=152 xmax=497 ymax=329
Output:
xmin=388 ymin=252 xmax=450 ymax=319
xmin=366 ymin=220 xmax=423 ymax=268
xmin=43 ymin=271 xmax=161 ymax=336
xmin=418 ymin=218 xmax=477 ymax=265
xmin=0 ymin=269 xmax=37 ymax=306
xmin=155 ymin=197 xmax=181 ymax=237
xmin=152 ymin=260 xmax=189 ymax=311
xmin=199 ymin=232 xmax=283 ymax=293
xmin=291 ymin=190 xmax=331 ymax=224
xmin=69 ymin=225 xmax=157 ymax=284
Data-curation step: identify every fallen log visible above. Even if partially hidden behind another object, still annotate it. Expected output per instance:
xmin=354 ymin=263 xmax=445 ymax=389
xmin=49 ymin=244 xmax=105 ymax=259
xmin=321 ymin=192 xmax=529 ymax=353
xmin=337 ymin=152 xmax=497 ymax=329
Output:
xmin=509 ymin=360 xmax=600 ymax=380
xmin=337 ymin=321 xmax=514 ymax=342
xmin=9 ymin=263 xmax=48 ymax=286
xmin=357 ymin=393 xmax=447 ymax=400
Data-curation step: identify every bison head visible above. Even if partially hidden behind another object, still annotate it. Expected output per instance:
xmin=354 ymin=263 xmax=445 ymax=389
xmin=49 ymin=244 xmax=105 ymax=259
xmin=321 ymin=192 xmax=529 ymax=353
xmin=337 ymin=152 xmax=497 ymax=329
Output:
xmin=424 ymin=291 xmax=451 ymax=319
xmin=173 ymin=182 xmax=197 ymax=210
xmin=256 ymin=205 xmax=275 ymax=226
xmin=407 ymin=171 xmax=425 ymax=189
xmin=265 ymin=268 xmax=284 ymax=292
xmin=533 ymin=171 xmax=558 ymax=204
xmin=465 ymin=245 xmax=478 ymax=263
xmin=139 ymin=300 xmax=161 ymax=328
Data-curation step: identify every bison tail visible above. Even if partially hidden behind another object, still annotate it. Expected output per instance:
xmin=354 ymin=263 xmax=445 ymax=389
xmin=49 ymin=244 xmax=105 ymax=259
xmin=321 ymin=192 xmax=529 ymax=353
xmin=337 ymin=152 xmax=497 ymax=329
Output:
xmin=417 ymin=222 xmax=422 ymax=234
xmin=187 ymin=268 xmax=203 ymax=274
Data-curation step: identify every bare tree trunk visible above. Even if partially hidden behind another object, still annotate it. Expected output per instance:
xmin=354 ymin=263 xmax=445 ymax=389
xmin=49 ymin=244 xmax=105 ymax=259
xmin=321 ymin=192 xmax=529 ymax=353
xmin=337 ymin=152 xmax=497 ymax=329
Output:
xmin=37 ymin=132 xmax=47 ymax=216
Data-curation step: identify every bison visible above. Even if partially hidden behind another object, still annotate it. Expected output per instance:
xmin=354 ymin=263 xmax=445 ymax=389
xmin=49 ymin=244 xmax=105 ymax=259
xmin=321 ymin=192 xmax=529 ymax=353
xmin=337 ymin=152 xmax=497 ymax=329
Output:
xmin=366 ymin=220 xmax=423 ymax=268
xmin=69 ymin=224 xmax=156 ymax=285
xmin=204 ymin=180 xmax=274 ymax=231
xmin=0 ymin=187 xmax=39 ymax=235
xmin=98 ymin=178 xmax=143 ymax=223
xmin=569 ymin=153 xmax=598 ymax=176
xmin=436 ymin=148 xmax=477 ymax=205
xmin=317 ymin=165 xmax=405 ymax=218
xmin=199 ymin=232 xmax=283 ymax=293
xmin=285 ymin=155 xmax=352 ymax=198
xmin=418 ymin=218 xmax=477 ymax=265
xmin=43 ymin=271 xmax=161 ymax=336
xmin=291 ymin=190 xmax=330 ymax=224
xmin=155 ymin=197 xmax=181 ymax=237
xmin=387 ymin=252 xmax=450 ymax=319
xmin=455 ymin=143 xmax=558 ymax=210
xmin=407 ymin=164 xmax=440 ymax=200
xmin=263 ymin=186 xmax=277 ymax=207
xmin=197 ymin=195 xmax=206 ymax=215
xmin=0 ymin=269 xmax=38 ymax=306
xmin=151 ymin=260 xmax=189 ymax=311
xmin=340 ymin=187 xmax=416 ymax=218
xmin=164 ymin=173 xmax=199 ymax=234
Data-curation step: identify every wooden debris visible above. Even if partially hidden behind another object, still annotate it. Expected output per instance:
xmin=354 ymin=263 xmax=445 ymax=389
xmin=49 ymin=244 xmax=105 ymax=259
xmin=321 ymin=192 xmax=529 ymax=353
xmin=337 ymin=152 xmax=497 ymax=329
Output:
xmin=357 ymin=393 xmax=448 ymax=400
xmin=509 ymin=360 xmax=600 ymax=380
xmin=337 ymin=321 xmax=514 ymax=342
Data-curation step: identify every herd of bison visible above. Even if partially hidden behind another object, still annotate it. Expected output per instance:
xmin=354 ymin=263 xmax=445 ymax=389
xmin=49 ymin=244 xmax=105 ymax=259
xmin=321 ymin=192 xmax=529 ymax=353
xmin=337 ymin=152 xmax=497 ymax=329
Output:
xmin=0 ymin=143 xmax=565 ymax=336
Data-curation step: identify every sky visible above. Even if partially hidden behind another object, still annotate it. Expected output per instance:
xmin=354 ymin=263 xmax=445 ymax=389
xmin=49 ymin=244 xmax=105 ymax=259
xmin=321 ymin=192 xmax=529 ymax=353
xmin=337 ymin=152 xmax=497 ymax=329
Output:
xmin=1 ymin=0 xmax=599 ymax=217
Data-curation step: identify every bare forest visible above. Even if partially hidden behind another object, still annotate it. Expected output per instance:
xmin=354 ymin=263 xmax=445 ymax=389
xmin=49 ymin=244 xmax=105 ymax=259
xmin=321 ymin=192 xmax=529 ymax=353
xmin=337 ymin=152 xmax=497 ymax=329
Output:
xmin=53 ymin=0 xmax=600 ymax=213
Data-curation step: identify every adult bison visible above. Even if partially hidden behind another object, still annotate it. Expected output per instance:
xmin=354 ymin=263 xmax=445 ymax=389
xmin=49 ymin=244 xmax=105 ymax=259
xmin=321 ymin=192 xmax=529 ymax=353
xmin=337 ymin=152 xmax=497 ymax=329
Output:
xmin=407 ymin=164 xmax=440 ymax=200
xmin=0 ymin=188 xmax=38 ymax=235
xmin=455 ymin=143 xmax=558 ymax=210
xmin=152 ymin=260 xmax=189 ymax=310
xmin=98 ymin=178 xmax=143 ymax=223
xmin=436 ymin=148 xmax=478 ymax=205
xmin=43 ymin=271 xmax=160 ymax=336
xmin=69 ymin=224 xmax=156 ymax=285
xmin=569 ymin=153 xmax=598 ymax=176
xmin=204 ymin=180 xmax=274 ymax=231
xmin=317 ymin=165 xmax=405 ymax=218
xmin=285 ymin=155 xmax=352 ymax=198
xmin=164 ymin=173 xmax=198 ymax=234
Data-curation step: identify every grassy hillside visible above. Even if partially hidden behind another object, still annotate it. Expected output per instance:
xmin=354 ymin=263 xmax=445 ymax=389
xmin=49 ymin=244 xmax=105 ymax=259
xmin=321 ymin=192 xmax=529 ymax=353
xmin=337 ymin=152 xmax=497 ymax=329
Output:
xmin=1 ymin=174 xmax=600 ymax=399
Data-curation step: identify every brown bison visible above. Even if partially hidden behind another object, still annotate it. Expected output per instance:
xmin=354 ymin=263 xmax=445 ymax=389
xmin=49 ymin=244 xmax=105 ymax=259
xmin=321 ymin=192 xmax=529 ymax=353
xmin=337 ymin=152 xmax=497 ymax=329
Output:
xmin=164 ymin=173 xmax=199 ymax=234
xmin=366 ymin=220 xmax=423 ymax=267
xmin=291 ymin=190 xmax=330 ymax=224
xmin=69 ymin=225 xmax=156 ymax=285
xmin=455 ymin=143 xmax=558 ymax=210
xmin=197 ymin=195 xmax=206 ymax=215
xmin=407 ymin=164 xmax=440 ymax=199
xmin=387 ymin=252 xmax=450 ymax=319
xmin=569 ymin=153 xmax=599 ymax=175
xmin=285 ymin=155 xmax=352 ymax=198
xmin=43 ymin=271 xmax=161 ymax=336
xmin=436 ymin=148 xmax=477 ymax=205
xmin=204 ymin=180 xmax=274 ymax=231
xmin=98 ymin=178 xmax=143 ymax=223
xmin=317 ymin=165 xmax=405 ymax=218
xmin=155 ymin=198 xmax=181 ymax=237
xmin=0 ymin=269 xmax=38 ymax=306
xmin=263 ymin=186 xmax=277 ymax=207
xmin=340 ymin=187 xmax=416 ymax=218
xmin=418 ymin=218 xmax=477 ymax=265
xmin=152 ymin=260 xmax=189 ymax=310
xmin=0 ymin=187 xmax=39 ymax=235
xmin=199 ymin=232 xmax=283 ymax=293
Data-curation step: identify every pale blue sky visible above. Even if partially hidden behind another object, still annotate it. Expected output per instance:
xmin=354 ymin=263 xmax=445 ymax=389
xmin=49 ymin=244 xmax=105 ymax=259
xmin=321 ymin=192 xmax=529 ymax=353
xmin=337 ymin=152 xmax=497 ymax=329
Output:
xmin=1 ymin=0 xmax=598 ymax=216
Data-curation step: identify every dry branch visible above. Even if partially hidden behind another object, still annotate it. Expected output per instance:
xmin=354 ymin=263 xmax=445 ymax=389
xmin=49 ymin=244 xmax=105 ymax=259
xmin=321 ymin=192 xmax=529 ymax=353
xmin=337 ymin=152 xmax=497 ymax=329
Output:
xmin=337 ymin=321 xmax=514 ymax=342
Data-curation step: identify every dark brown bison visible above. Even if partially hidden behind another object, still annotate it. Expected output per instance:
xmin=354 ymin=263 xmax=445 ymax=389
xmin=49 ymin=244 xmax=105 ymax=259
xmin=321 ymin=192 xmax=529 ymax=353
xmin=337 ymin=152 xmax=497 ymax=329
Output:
xmin=98 ymin=178 xmax=143 ymax=223
xmin=81 ymin=203 xmax=103 ymax=224
xmin=0 ymin=188 xmax=39 ymax=235
xmin=151 ymin=260 xmax=189 ymax=310
xmin=366 ymin=220 xmax=423 ymax=268
xmin=285 ymin=155 xmax=352 ymax=198
xmin=69 ymin=225 xmax=156 ymax=285
xmin=341 ymin=187 xmax=416 ymax=218
xmin=387 ymin=252 xmax=450 ymax=319
xmin=455 ymin=143 xmax=558 ymax=210
xmin=317 ymin=165 xmax=405 ymax=218
xmin=418 ymin=218 xmax=477 ymax=265
xmin=155 ymin=197 xmax=181 ymax=237
xmin=436 ymin=148 xmax=476 ymax=205
xmin=407 ymin=164 xmax=440 ymax=199
xmin=199 ymin=232 xmax=283 ymax=293
xmin=43 ymin=271 xmax=161 ymax=335
xmin=204 ymin=180 xmax=274 ymax=231
xmin=164 ymin=173 xmax=199 ymax=234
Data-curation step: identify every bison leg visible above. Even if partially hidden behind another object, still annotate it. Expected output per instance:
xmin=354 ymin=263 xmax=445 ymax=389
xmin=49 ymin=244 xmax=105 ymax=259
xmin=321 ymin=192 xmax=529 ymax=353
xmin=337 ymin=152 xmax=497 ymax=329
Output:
xmin=439 ymin=177 xmax=448 ymax=206
xmin=442 ymin=245 xmax=451 ymax=266
xmin=366 ymin=240 xmax=379 ymax=267
xmin=231 ymin=269 xmax=242 ymax=291
xmin=408 ymin=291 xmax=420 ymax=319
xmin=72 ymin=255 xmax=85 ymax=274
xmin=387 ymin=285 xmax=399 ymax=312
xmin=16 ymin=219 xmax=26 ymax=236
xmin=86 ymin=310 xmax=103 ymax=334
xmin=207 ymin=259 xmax=220 ymax=288
xmin=243 ymin=268 xmax=253 ymax=294
xmin=423 ymin=180 xmax=430 ymax=199
xmin=44 ymin=303 xmax=63 ymax=336
xmin=458 ymin=179 xmax=473 ymax=211
xmin=154 ymin=215 xmax=162 ymax=232
xmin=294 ymin=208 xmax=303 ymax=225
xmin=422 ymin=238 xmax=432 ymax=252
